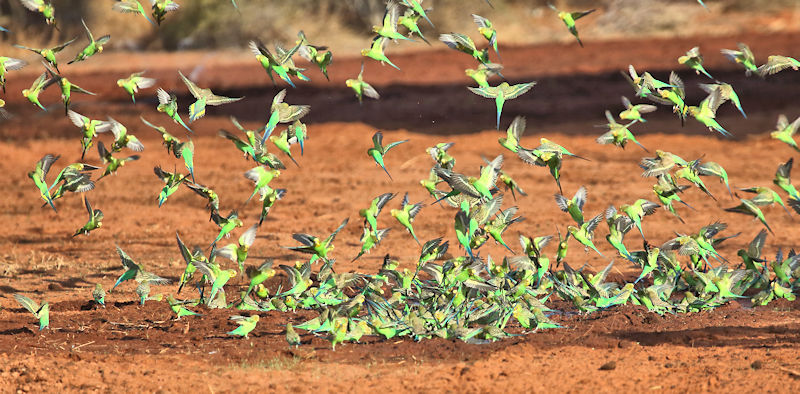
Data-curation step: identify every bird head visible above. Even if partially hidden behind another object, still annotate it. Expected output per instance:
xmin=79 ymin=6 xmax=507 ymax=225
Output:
xmin=116 ymin=79 xmax=124 ymax=87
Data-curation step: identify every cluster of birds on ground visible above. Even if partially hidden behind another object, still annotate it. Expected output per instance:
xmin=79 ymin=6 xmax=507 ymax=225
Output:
xmin=5 ymin=0 xmax=800 ymax=348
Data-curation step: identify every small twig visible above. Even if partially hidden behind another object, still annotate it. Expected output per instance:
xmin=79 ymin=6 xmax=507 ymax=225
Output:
xmin=779 ymin=366 xmax=800 ymax=378
xmin=72 ymin=341 xmax=95 ymax=352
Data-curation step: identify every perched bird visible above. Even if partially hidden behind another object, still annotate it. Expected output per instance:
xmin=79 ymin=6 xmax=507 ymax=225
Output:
xmin=227 ymin=315 xmax=259 ymax=338
xmin=112 ymin=0 xmax=156 ymax=26
xmin=97 ymin=141 xmax=140 ymax=180
xmin=361 ymin=36 xmax=400 ymax=70
xmin=73 ymin=196 xmax=103 ymax=236
xmin=297 ymin=31 xmax=333 ymax=80
xmin=19 ymin=0 xmax=56 ymax=27
xmin=92 ymin=283 xmax=105 ymax=307
xmin=391 ymin=192 xmax=423 ymax=244
xmin=757 ymin=55 xmax=800 ymax=77
xmin=14 ymin=39 xmax=74 ymax=73
xmin=769 ymin=114 xmax=800 ymax=152
xmin=468 ymin=81 xmax=536 ymax=129
xmin=156 ymin=88 xmax=193 ymax=133
xmin=472 ymin=14 xmax=499 ymax=58
xmin=548 ymin=4 xmax=595 ymax=47
xmin=117 ymin=71 xmax=156 ymax=103
xmin=439 ymin=33 xmax=489 ymax=64
xmin=178 ymin=70 xmax=244 ymax=122
xmin=720 ymin=43 xmax=758 ymax=76
xmin=28 ymin=154 xmax=59 ymax=212
xmin=368 ymin=131 xmax=408 ymax=180
xmin=346 ymin=63 xmax=380 ymax=104
xmin=678 ymin=47 xmax=712 ymax=78
xmin=22 ymin=72 xmax=56 ymax=111
xmin=286 ymin=322 xmax=301 ymax=348
xmin=213 ymin=223 xmax=258 ymax=272
xmin=68 ymin=19 xmax=110 ymax=64
xmin=285 ymin=218 xmax=349 ymax=264
xmin=150 ymin=0 xmax=180 ymax=25
xmin=13 ymin=294 xmax=49 ymax=330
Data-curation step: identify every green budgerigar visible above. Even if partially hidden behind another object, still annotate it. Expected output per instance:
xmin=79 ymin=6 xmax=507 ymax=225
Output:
xmin=468 ymin=81 xmax=537 ymax=129
xmin=227 ymin=315 xmax=259 ymax=338
xmin=68 ymin=19 xmax=110 ymax=64
xmin=14 ymin=38 xmax=74 ymax=73
xmin=13 ymin=294 xmax=49 ymax=330
xmin=390 ymin=192 xmax=423 ymax=244
xmin=73 ymin=195 xmax=103 ymax=236
xmin=548 ymin=4 xmax=596 ymax=47
xmin=117 ymin=71 xmax=156 ymax=103
xmin=368 ymin=131 xmax=408 ymax=180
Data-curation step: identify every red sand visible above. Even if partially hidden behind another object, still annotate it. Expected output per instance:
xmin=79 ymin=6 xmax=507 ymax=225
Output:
xmin=2 ymin=32 xmax=800 ymax=391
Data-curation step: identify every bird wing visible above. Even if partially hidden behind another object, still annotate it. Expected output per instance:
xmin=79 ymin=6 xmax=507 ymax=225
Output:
xmin=13 ymin=294 xmax=39 ymax=314
xmin=116 ymin=245 xmax=139 ymax=271
xmin=747 ymin=229 xmax=768 ymax=258
xmin=467 ymin=85 xmax=497 ymax=98
xmin=178 ymin=71 xmax=205 ymax=100
xmin=325 ymin=217 xmax=350 ymax=245
xmin=503 ymin=82 xmax=537 ymax=100
xmin=156 ymin=88 xmax=172 ymax=105
xmin=239 ymin=224 xmax=258 ymax=248
xmin=508 ymin=116 xmax=526 ymax=142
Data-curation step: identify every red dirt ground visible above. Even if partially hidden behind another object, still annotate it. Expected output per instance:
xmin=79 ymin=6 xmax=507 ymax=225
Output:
xmin=2 ymin=32 xmax=800 ymax=391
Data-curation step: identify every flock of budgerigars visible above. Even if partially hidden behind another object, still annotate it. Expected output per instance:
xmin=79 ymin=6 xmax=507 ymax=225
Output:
xmin=3 ymin=0 xmax=800 ymax=349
